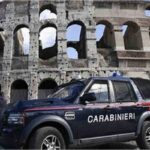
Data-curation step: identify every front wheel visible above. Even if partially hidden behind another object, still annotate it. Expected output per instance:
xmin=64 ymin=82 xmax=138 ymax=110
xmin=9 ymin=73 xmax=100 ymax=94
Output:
xmin=136 ymin=121 xmax=150 ymax=149
xmin=28 ymin=126 xmax=66 ymax=150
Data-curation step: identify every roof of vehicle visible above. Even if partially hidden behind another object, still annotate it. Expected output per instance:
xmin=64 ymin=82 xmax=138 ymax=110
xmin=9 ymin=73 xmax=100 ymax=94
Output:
xmin=89 ymin=76 xmax=131 ymax=81
xmin=58 ymin=79 xmax=88 ymax=88
xmin=69 ymin=76 xmax=150 ymax=83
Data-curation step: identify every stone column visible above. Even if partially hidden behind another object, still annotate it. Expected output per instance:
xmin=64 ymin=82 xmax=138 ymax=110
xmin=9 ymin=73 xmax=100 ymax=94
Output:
xmin=2 ymin=2 xmax=15 ymax=104
xmin=113 ymin=25 xmax=125 ymax=50
xmin=140 ymin=26 xmax=150 ymax=51
xmin=2 ymin=73 xmax=11 ymax=104
xmin=28 ymin=0 xmax=39 ymax=70
xmin=57 ymin=27 xmax=69 ymax=69
xmin=57 ymin=2 xmax=69 ymax=69
xmin=86 ymin=26 xmax=99 ymax=68
xmin=60 ymin=71 xmax=66 ymax=85
xmin=28 ymin=72 xmax=38 ymax=100
xmin=3 ymin=2 xmax=15 ymax=72
xmin=3 ymin=30 xmax=13 ymax=72
xmin=84 ymin=0 xmax=98 ymax=68
xmin=29 ymin=31 xmax=39 ymax=69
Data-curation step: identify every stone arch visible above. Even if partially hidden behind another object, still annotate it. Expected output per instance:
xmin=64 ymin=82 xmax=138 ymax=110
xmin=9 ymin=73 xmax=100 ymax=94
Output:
xmin=122 ymin=21 xmax=143 ymax=50
xmin=39 ymin=23 xmax=57 ymax=35
xmin=67 ymin=21 xmax=86 ymax=59
xmin=13 ymin=24 xmax=30 ymax=56
xmin=96 ymin=20 xmax=115 ymax=49
xmin=39 ymin=23 xmax=57 ymax=60
xmin=38 ymin=78 xmax=58 ymax=99
xmin=40 ymin=3 xmax=57 ymax=21
xmin=40 ymin=3 xmax=57 ymax=14
xmin=10 ymin=79 xmax=28 ymax=103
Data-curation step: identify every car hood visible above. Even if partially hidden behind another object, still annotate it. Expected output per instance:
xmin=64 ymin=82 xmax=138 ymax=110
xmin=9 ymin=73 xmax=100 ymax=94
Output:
xmin=5 ymin=98 xmax=69 ymax=113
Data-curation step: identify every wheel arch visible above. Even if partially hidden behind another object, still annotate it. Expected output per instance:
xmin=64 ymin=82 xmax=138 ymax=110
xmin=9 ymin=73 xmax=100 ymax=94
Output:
xmin=137 ymin=111 xmax=150 ymax=136
xmin=20 ymin=115 xmax=74 ymax=147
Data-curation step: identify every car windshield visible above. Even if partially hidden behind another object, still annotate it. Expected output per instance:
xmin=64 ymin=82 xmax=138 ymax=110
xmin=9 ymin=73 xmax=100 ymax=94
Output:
xmin=48 ymin=82 xmax=85 ymax=101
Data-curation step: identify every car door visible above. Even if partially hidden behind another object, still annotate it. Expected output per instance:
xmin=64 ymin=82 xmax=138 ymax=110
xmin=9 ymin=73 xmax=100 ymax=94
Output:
xmin=111 ymin=80 xmax=143 ymax=134
xmin=76 ymin=79 xmax=120 ymax=139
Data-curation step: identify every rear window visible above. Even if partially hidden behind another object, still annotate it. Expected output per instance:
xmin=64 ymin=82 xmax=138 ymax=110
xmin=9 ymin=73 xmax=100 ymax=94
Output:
xmin=132 ymin=78 xmax=150 ymax=100
xmin=112 ymin=81 xmax=137 ymax=102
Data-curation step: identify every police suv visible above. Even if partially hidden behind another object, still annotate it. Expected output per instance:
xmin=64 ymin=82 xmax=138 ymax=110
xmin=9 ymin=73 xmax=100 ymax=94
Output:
xmin=1 ymin=76 xmax=150 ymax=149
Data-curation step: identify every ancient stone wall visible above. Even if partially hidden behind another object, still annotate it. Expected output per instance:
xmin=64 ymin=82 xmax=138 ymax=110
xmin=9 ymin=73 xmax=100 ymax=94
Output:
xmin=0 ymin=0 xmax=149 ymax=103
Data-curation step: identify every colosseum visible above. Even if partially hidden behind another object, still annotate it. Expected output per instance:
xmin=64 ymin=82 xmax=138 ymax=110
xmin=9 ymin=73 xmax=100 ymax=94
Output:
xmin=0 ymin=0 xmax=149 ymax=103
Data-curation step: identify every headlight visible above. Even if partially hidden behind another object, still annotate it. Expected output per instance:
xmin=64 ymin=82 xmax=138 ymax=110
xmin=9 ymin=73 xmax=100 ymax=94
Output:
xmin=8 ymin=113 xmax=25 ymax=125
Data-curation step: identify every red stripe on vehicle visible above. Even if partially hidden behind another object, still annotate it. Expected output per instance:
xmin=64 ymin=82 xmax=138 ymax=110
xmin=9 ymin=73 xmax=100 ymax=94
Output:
xmin=85 ymin=102 xmax=139 ymax=109
xmin=24 ymin=106 xmax=80 ymax=112
xmin=141 ymin=101 xmax=150 ymax=107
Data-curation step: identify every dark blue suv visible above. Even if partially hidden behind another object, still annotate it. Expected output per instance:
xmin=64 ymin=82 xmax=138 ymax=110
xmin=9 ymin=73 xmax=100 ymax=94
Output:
xmin=1 ymin=76 xmax=150 ymax=149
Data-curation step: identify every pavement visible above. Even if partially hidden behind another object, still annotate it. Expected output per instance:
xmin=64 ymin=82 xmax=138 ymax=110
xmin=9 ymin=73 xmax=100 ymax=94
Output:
xmin=0 ymin=141 xmax=139 ymax=149
xmin=0 ymin=146 xmax=5 ymax=149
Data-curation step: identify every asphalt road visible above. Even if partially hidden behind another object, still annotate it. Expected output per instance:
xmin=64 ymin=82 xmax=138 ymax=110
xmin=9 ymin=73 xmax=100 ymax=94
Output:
xmin=0 ymin=141 xmax=139 ymax=149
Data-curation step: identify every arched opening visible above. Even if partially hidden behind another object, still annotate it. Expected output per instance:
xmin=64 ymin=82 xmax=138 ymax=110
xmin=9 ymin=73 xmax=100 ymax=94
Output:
xmin=40 ymin=27 xmax=56 ymax=49
xmin=0 ymin=28 xmax=5 ymax=58
xmin=145 ymin=6 xmax=150 ymax=41
xmin=14 ymin=25 xmax=30 ymax=56
xmin=0 ymin=84 xmax=5 ymax=110
xmin=11 ymin=79 xmax=28 ymax=103
xmin=12 ymin=25 xmax=29 ymax=69
xmin=67 ymin=24 xmax=81 ymax=41
xmin=149 ymin=27 xmax=150 ymax=40
xmin=145 ymin=6 xmax=150 ymax=17
xmin=40 ymin=4 xmax=57 ymax=21
xmin=96 ymin=21 xmax=117 ymax=67
xmin=66 ymin=21 xmax=86 ymax=59
xmin=122 ymin=21 xmax=143 ymax=50
xmin=96 ymin=21 xmax=115 ymax=49
xmin=67 ymin=47 xmax=78 ymax=59
xmin=38 ymin=78 xmax=58 ymax=99
xmin=40 ymin=9 xmax=57 ymax=21
xmin=39 ymin=24 xmax=57 ymax=60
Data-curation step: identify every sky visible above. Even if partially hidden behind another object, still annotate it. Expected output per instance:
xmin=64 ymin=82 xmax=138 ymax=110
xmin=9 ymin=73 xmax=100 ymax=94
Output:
xmin=20 ymin=9 xmax=150 ymax=59
xmin=39 ymin=28 xmax=56 ymax=49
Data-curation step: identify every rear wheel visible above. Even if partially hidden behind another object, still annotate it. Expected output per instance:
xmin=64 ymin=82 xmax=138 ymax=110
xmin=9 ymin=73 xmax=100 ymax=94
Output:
xmin=136 ymin=121 xmax=150 ymax=149
xmin=28 ymin=126 xmax=66 ymax=150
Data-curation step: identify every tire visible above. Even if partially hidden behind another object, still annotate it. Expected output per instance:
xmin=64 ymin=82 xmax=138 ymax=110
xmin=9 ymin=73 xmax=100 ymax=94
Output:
xmin=136 ymin=121 xmax=150 ymax=149
xmin=28 ymin=126 xmax=66 ymax=150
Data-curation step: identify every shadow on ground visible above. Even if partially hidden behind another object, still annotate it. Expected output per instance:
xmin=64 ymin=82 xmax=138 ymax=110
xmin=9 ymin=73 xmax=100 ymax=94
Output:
xmin=71 ymin=141 xmax=139 ymax=150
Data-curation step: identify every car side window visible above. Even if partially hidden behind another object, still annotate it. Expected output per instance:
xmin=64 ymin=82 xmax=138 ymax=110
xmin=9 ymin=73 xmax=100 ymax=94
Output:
xmin=112 ymin=81 xmax=137 ymax=102
xmin=88 ymin=81 xmax=109 ymax=103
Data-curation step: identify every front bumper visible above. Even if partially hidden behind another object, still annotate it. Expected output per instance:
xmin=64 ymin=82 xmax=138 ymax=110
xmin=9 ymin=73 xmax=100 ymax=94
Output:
xmin=0 ymin=127 xmax=23 ymax=149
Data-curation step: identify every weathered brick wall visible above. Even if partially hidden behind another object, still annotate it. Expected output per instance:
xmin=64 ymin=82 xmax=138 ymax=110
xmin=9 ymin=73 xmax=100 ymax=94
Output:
xmin=0 ymin=0 xmax=149 ymax=103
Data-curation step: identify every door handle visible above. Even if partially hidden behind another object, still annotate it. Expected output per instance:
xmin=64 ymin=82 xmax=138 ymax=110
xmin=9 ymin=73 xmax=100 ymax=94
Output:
xmin=104 ymin=105 xmax=111 ymax=109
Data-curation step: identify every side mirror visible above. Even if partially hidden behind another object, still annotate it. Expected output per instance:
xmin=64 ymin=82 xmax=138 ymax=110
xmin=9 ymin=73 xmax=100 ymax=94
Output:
xmin=80 ymin=93 xmax=96 ymax=104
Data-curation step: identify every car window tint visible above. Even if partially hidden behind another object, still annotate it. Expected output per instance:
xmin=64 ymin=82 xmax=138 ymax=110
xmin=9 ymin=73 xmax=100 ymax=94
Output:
xmin=88 ymin=81 xmax=109 ymax=102
xmin=112 ymin=81 xmax=137 ymax=102
xmin=132 ymin=78 xmax=150 ymax=100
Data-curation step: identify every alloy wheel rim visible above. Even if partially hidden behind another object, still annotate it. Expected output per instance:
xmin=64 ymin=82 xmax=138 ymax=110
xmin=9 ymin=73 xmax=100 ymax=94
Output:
xmin=41 ymin=135 xmax=61 ymax=150
xmin=145 ymin=127 xmax=150 ymax=145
